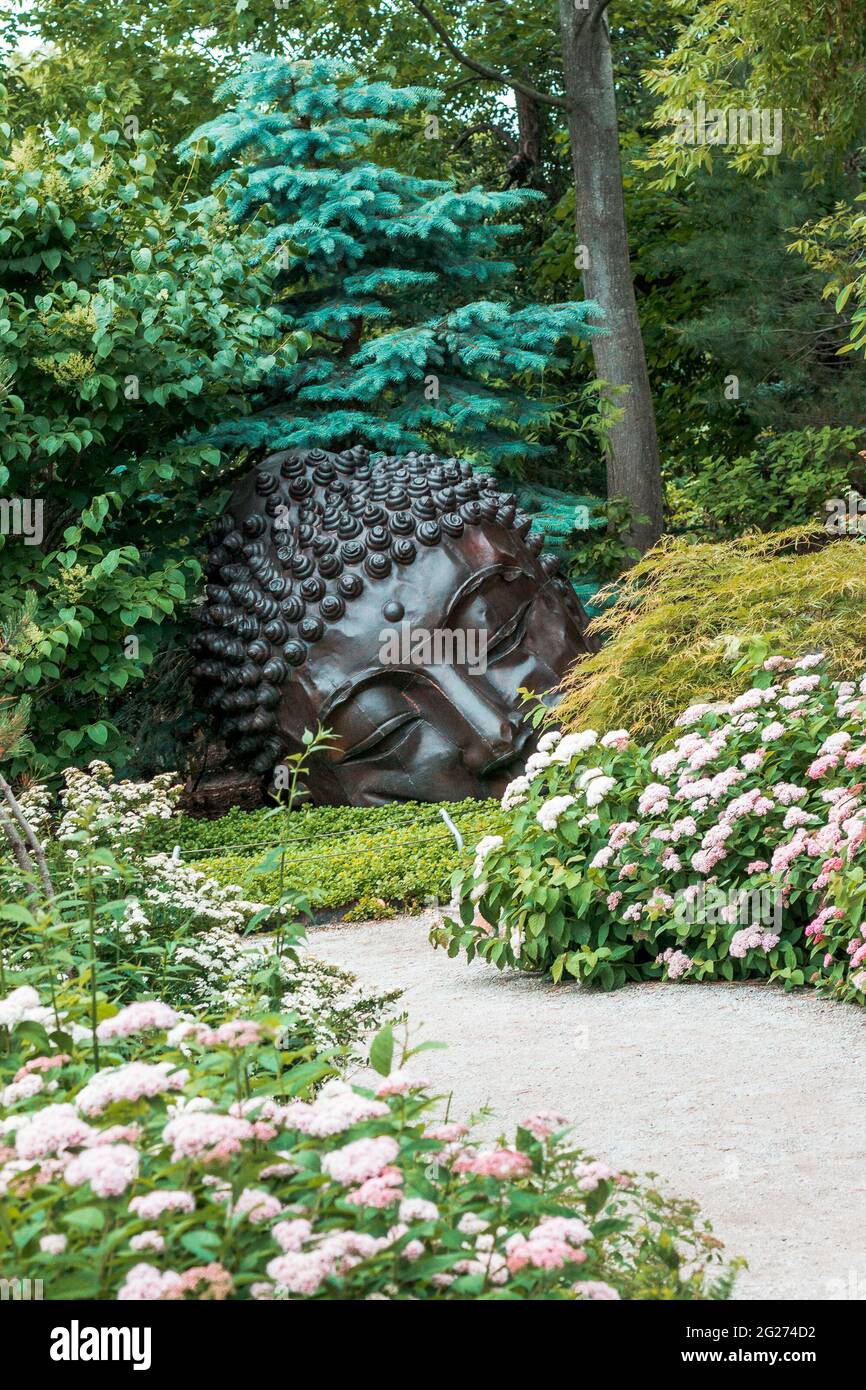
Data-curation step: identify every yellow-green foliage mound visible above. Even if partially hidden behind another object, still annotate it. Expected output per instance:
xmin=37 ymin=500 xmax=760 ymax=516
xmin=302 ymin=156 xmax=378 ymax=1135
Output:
xmin=558 ymin=527 xmax=866 ymax=738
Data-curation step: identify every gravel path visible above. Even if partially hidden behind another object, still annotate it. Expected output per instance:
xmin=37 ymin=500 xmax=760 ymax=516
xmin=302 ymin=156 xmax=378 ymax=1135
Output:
xmin=310 ymin=912 xmax=866 ymax=1301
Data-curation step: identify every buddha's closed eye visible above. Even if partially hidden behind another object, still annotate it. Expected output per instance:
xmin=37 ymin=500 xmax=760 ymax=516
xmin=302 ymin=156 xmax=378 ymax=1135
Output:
xmin=485 ymin=596 xmax=535 ymax=661
xmin=339 ymin=711 xmax=421 ymax=764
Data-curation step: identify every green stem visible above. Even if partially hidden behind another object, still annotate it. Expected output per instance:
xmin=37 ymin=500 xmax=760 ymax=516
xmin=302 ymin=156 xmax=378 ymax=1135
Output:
xmin=86 ymin=859 xmax=100 ymax=1070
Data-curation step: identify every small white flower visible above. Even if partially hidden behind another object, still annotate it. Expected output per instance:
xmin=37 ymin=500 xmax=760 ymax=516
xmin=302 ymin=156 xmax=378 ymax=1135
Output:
xmin=551 ymin=730 xmax=598 ymax=764
xmin=536 ymin=795 xmax=576 ymax=831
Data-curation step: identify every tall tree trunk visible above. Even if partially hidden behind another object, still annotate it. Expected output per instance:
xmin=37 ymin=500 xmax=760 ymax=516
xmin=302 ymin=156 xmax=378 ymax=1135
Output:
xmin=515 ymin=89 xmax=542 ymax=167
xmin=557 ymin=1 xmax=663 ymax=551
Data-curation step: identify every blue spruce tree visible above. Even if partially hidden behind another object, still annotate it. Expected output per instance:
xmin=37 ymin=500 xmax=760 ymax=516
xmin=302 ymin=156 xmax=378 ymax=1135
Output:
xmin=181 ymin=55 xmax=602 ymax=470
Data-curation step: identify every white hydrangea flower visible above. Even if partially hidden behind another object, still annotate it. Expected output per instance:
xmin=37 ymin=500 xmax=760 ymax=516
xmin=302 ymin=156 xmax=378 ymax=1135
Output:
xmin=551 ymin=731 xmax=598 ymax=764
xmin=536 ymin=795 xmax=576 ymax=831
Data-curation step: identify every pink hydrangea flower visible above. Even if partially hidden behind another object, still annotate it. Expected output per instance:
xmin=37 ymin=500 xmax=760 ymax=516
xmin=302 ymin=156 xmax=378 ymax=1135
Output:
xmin=533 ymin=1216 xmax=591 ymax=1246
xmin=273 ymin=1218 xmax=313 ymax=1253
xmin=600 ymin=729 xmax=630 ymax=751
xmin=96 ymin=1000 xmax=180 ymax=1040
xmin=265 ymin=1250 xmax=329 ymax=1296
xmin=574 ymin=1280 xmax=621 ymax=1299
xmin=162 ymin=1111 xmax=255 ymax=1164
xmin=573 ymin=1159 xmax=623 ymax=1191
xmin=129 ymin=1189 xmax=195 ymax=1219
xmin=520 ymin=1111 xmax=569 ymax=1140
xmin=2 ymin=1073 xmax=46 ymax=1106
xmin=655 ymin=947 xmax=693 ymax=980
xmin=375 ymin=1070 xmax=430 ymax=1097
xmin=195 ymin=1020 xmax=265 ymax=1050
xmin=320 ymin=1135 xmax=399 ymax=1185
xmin=76 ymin=1062 xmax=188 ymax=1116
xmin=284 ymin=1083 xmax=389 ymax=1138
xmin=177 ymin=1263 xmax=233 ymax=1300
xmin=345 ymin=1165 xmax=404 ymax=1208
xmin=399 ymin=1197 xmax=439 ymax=1223
xmin=13 ymin=1054 xmax=70 ymax=1084
xmin=387 ymin=1222 xmax=425 ymax=1261
xmin=761 ymin=721 xmax=786 ymax=743
xmin=741 ymin=750 xmax=766 ymax=771
xmin=807 ymin=754 xmax=840 ymax=780
xmin=92 ymin=1124 xmax=142 ymax=1146
xmin=786 ymin=674 xmax=821 ymax=694
xmin=730 ymin=929 xmax=779 ymax=959
xmin=39 ymin=1234 xmax=67 ymax=1255
xmin=423 ymin=1122 xmax=469 ymax=1143
xmin=608 ymin=821 xmax=638 ymax=849
xmin=15 ymin=1104 xmax=95 ymax=1160
xmin=117 ymin=1263 xmax=184 ymax=1301
xmin=452 ymin=1148 xmax=532 ymax=1180
xmin=233 ymin=1187 xmax=283 ymax=1224
xmin=638 ymin=783 xmax=670 ymax=816
xmin=65 ymin=1143 xmax=140 ymax=1197
xmin=130 ymin=1230 xmax=165 ymax=1253
xmin=507 ymin=1234 xmax=584 ymax=1272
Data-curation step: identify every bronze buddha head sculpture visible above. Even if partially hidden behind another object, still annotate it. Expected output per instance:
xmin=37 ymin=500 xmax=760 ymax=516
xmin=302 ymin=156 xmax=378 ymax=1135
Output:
xmin=192 ymin=447 xmax=595 ymax=805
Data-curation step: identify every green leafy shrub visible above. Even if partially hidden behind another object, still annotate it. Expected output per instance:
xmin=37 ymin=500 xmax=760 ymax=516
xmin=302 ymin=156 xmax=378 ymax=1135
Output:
xmin=11 ymin=763 xmax=508 ymax=921
xmin=667 ymin=427 xmax=865 ymax=536
xmin=143 ymin=798 xmax=504 ymax=855
xmin=0 ymin=985 xmax=735 ymax=1300
xmin=566 ymin=495 xmax=644 ymax=587
xmin=558 ymin=526 xmax=866 ymax=738
xmin=0 ymin=87 xmax=306 ymax=775
xmin=438 ymin=655 xmax=866 ymax=1003
xmin=139 ymin=796 xmax=508 ymax=917
xmin=198 ymin=802 xmax=509 ymax=919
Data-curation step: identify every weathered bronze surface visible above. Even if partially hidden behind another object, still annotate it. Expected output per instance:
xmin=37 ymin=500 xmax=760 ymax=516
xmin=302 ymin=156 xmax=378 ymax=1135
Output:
xmin=193 ymin=447 xmax=595 ymax=805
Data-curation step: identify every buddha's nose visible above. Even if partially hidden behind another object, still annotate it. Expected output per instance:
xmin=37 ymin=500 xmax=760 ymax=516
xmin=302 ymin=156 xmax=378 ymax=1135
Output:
xmin=433 ymin=665 xmax=522 ymax=768
xmin=460 ymin=715 xmax=520 ymax=772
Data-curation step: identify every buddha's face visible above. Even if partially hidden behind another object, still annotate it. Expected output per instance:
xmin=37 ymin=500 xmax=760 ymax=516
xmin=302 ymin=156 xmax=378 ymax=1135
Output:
xmin=193 ymin=447 xmax=594 ymax=805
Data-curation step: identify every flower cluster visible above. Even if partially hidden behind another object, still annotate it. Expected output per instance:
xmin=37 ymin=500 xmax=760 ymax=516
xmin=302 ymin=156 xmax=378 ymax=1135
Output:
xmin=0 ymin=982 xmax=733 ymax=1302
xmin=55 ymin=762 xmax=182 ymax=858
xmin=442 ymin=656 xmax=866 ymax=1002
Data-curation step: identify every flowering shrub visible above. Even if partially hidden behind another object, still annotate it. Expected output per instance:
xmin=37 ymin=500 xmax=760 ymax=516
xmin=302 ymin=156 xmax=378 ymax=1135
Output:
xmin=0 ymin=984 xmax=734 ymax=1300
xmin=15 ymin=762 xmax=276 ymax=947
xmin=52 ymin=762 xmax=182 ymax=856
xmin=167 ymin=927 xmax=400 ymax=1061
xmin=438 ymin=655 xmax=866 ymax=1004
xmin=12 ymin=765 xmax=509 ymax=922
xmin=3 ymin=763 xmax=396 ymax=1063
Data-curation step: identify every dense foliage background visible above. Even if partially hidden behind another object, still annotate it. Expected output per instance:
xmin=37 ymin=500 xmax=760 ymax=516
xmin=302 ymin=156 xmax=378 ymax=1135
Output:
xmin=2 ymin=0 xmax=866 ymax=787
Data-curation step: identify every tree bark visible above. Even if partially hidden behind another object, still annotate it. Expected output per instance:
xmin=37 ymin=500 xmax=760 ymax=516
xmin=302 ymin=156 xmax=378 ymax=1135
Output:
xmin=557 ymin=1 xmax=664 ymax=550
xmin=515 ymin=89 xmax=542 ymax=167
xmin=0 ymin=807 xmax=36 ymax=881
xmin=0 ymin=773 xmax=55 ymax=902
